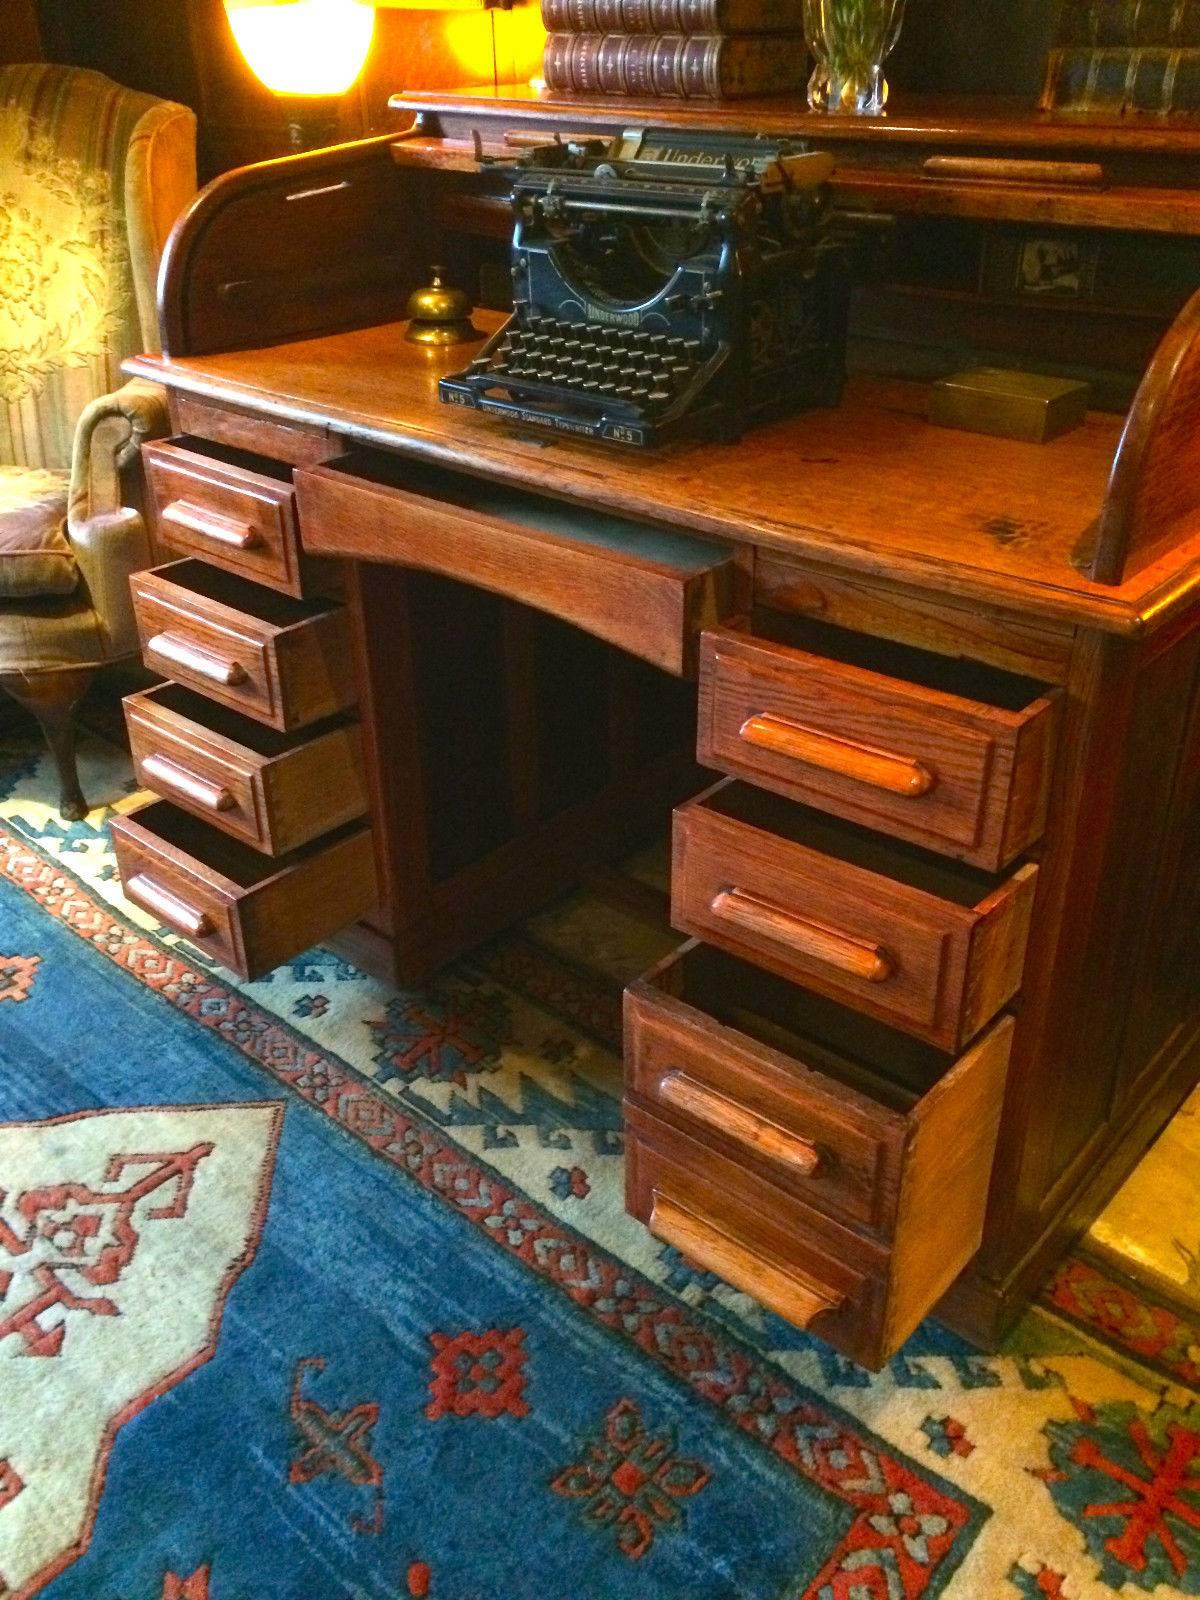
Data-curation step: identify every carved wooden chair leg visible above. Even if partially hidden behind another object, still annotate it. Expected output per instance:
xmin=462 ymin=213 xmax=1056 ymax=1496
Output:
xmin=0 ymin=667 xmax=97 ymax=821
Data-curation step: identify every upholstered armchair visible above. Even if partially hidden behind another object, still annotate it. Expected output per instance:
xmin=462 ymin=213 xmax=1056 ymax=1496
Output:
xmin=0 ymin=64 xmax=196 ymax=818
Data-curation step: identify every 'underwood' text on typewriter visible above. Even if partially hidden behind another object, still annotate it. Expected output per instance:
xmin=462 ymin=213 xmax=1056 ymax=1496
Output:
xmin=440 ymin=129 xmax=850 ymax=448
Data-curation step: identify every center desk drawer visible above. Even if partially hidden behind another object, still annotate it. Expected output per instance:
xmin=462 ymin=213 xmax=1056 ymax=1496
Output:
xmin=124 ymin=683 xmax=367 ymax=855
xmin=294 ymin=451 xmax=738 ymax=677
xmin=131 ymin=559 xmax=356 ymax=732
xmin=674 ymin=780 xmax=1037 ymax=1052
xmin=144 ymin=435 xmax=307 ymax=597
xmin=625 ymin=942 xmax=1015 ymax=1367
xmin=110 ymin=799 xmax=376 ymax=981
xmin=698 ymin=620 xmax=1058 ymax=871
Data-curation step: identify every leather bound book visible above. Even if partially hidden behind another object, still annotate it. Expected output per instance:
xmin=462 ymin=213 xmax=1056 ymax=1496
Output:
xmin=542 ymin=0 xmax=802 ymax=31
xmin=542 ymin=30 xmax=577 ymax=87
xmin=597 ymin=32 xmax=633 ymax=90
xmin=652 ymin=33 xmax=688 ymax=94
xmin=542 ymin=30 xmax=806 ymax=96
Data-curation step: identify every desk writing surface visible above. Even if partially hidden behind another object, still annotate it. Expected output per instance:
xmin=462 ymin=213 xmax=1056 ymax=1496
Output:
xmin=129 ymin=316 xmax=1200 ymax=634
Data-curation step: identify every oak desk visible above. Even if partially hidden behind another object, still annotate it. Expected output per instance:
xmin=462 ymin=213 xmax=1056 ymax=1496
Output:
xmin=118 ymin=110 xmax=1200 ymax=1365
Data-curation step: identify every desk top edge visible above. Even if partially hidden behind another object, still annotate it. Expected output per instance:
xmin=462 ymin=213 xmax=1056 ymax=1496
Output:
xmin=126 ymin=322 xmax=1194 ymax=638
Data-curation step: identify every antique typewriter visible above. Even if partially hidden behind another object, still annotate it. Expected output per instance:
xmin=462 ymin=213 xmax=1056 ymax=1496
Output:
xmin=440 ymin=128 xmax=849 ymax=447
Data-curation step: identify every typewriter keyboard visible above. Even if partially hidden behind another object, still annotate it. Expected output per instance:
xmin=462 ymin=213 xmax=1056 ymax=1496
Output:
xmin=466 ymin=316 xmax=703 ymax=412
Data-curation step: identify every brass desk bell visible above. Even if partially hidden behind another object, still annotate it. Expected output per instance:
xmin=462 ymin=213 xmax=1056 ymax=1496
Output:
xmin=405 ymin=266 xmax=478 ymax=346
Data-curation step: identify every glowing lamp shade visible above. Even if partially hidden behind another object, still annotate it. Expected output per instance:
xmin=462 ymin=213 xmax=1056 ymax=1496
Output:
xmin=225 ymin=0 xmax=376 ymax=98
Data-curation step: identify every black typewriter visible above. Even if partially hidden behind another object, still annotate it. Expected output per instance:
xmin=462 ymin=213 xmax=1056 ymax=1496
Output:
xmin=440 ymin=128 xmax=850 ymax=448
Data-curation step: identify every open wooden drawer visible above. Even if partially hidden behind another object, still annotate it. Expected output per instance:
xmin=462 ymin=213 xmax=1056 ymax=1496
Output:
xmin=673 ymin=780 xmax=1037 ymax=1051
xmin=294 ymin=450 xmax=738 ymax=676
xmin=110 ymin=798 xmax=376 ymax=980
xmin=624 ymin=941 xmax=1014 ymax=1367
xmin=125 ymin=683 xmax=368 ymax=856
xmin=698 ymin=615 xmax=1059 ymax=870
xmin=130 ymin=559 xmax=356 ymax=732
xmin=144 ymin=435 xmax=310 ymax=596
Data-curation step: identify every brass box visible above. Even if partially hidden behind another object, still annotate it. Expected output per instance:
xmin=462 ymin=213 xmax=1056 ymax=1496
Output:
xmin=930 ymin=368 xmax=1091 ymax=443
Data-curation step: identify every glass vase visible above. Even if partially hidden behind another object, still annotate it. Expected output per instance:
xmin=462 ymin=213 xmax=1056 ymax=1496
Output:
xmin=803 ymin=0 xmax=908 ymax=115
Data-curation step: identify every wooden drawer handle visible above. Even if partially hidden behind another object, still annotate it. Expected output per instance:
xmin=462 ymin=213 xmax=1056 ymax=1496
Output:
xmin=711 ymin=887 xmax=894 ymax=984
xmin=740 ymin=713 xmax=934 ymax=798
xmin=125 ymin=872 xmax=215 ymax=939
xmin=659 ymin=1071 xmax=819 ymax=1177
xmin=161 ymin=499 xmax=261 ymax=551
xmin=147 ymin=631 xmax=248 ymax=687
xmin=650 ymin=1192 xmax=844 ymax=1329
xmin=141 ymin=752 xmax=236 ymax=814
xmin=923 ymin=155 xmax=1105 ymax=187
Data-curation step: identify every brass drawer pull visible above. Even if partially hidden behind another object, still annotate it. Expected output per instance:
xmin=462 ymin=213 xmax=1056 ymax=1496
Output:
xmin=141 ymin=752 xmax=236 ymax=814
xmin=740 ymin=713 xmax=933 ymax=797
xmin=161 ymin=499 xmax=261 ymax=551
xmin=125 ymin=872 xmax=215 ymax=939
xmin=650 ymin=1192 xmax=844 ymax=1329
xmin=659 ymin=1071 xmax=819 ymax=1176
xmin=711 ymin=886 xmax=894 ymax=984
xmin=147 ymin=630 xmax=248 ymax=687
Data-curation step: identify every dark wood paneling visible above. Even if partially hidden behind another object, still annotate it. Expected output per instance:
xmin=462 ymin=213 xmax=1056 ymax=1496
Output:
xmin=0 ymin=0 xmax=41 ymax=63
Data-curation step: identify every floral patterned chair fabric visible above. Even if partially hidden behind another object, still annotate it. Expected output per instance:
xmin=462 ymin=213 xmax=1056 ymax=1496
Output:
xmin=0 ymin=65 xmax=196 ymax=817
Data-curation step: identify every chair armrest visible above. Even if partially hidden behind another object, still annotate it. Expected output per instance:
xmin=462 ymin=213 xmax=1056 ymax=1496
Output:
xmin=68 ymin=377 xmax=170 ymax=526
xmin=67 ymin=378 xmax=169 ymax=660
xmin=68 ymin=507 xmax=151 ymax=660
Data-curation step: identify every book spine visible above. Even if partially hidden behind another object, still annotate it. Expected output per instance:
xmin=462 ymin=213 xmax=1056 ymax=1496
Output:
xmin=650 ymin=33 xmax=688 ymax=94
xmin=621 ymin=33 xmax=658 ymax=92
xmin=679 ymin=33 xmax=719 ymax=95
xmin=593 ymin=0 xmax=624 ymax=30
xmin=597 ymin=31 xmax=632 ymax=90
xmin=571 ymin=29 xmax=604 ymax=90
xmin=649 ymin=0 xmax=684 ymax=29
xmin=621 ymin=0 xmax=655 ymax=29
xmin=542 ymin=0 xmax=597 ymax=28
xmin=542 ymin=31 xmax=576 ymax=89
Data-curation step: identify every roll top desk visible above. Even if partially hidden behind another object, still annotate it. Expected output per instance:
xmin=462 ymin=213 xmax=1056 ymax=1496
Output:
xmin=117 ymin=90 xmax=1200 ymax=1365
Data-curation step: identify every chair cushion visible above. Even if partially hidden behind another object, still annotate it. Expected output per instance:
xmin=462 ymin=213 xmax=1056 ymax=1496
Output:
xmin=0 ymin=466 xmax=76 ymax=598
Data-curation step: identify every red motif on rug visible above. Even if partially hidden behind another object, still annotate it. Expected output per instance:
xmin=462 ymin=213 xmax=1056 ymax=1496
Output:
xmin=289 ymin=1357 xmax=384 ymax=1535
xmin=1073 ymin=1418 xmax=1200 ymax=1577
xmin=162 ymin=1566 xmax=210 ymax=1598
xmin=0 ymin=954 xmax=39 ymax=1005
xmin=0 ymin=1144 xmax=214 ymax=1357
xmin=426 ymin=1329 xmax=529 ymax=1420
xmin=0 ymin=1460 xmax=24 ymax=1512
xmin=551 ymin=1397 xmax=711 ymax=1560
xmin=0 ymin=1099 xmax=281 ymax=1599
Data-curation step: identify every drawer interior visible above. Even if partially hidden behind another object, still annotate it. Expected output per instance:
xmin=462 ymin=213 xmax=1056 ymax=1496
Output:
xmin=661 ymin=941 xmax=967 ymax=1111
xmin=165 ymin=434 xmax=294 ymax=486
xmin=146 ymin=558 xmax=334 ymax=624
xmin=694 ymin=780 xmax=1009 ymax=906
xmin=138 ymin=682 xmax=354 ymax=759
xmin=127 ymin=797 xmax=360 ymax=887
xmin=753 ymin=610 xmax=1049 ymax=712
xmin=326 ymin=449 xmax=733 ymax=574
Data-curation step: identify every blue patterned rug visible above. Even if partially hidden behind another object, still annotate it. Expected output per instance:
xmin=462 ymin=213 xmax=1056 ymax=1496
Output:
xmin=1 ymin=735 xmax=1198 ymax=1599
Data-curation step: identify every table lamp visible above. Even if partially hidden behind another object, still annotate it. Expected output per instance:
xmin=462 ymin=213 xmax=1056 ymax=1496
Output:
xmin=224 ymin=0 xmax=376 ymax=152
